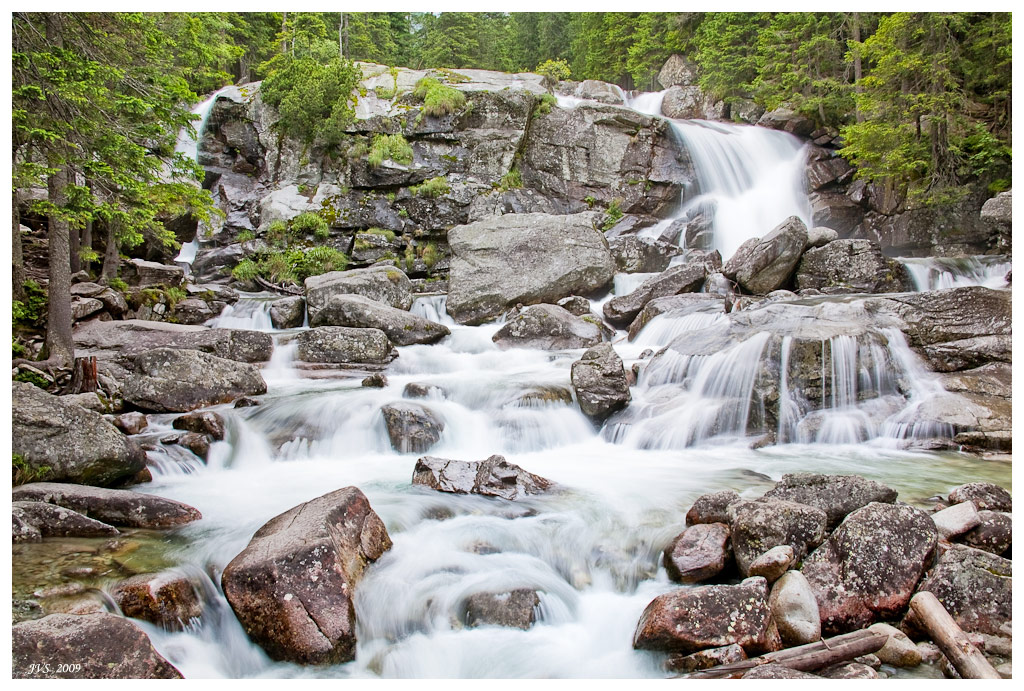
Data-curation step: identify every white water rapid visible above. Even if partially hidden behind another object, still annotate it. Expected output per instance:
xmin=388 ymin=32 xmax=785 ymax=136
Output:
xmin=104 ymin=89 xmax=1007 ymax=680
xmin=898 ymin=255 xmax=1012 ymax=291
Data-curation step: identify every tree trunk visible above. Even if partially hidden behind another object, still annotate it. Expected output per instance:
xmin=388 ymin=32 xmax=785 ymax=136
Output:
xmin=13 ymin=191 xmax=26 ymax=302
xmin=46 ymin=164 xmax=75 ymax=367
xmin=68 ymin=175 xmax=81 ymax=275
xmin=340 ymin=13 xmax=349 ymax=59
xmin=281 ymin=12 xmax=288 ymax=54
xmin=101 ymin=218 xmax=120 ymax=282
xmin=81 ymin=214 xmax=93 ymax=276
xmin=852 ymin=12 xmax=864 ymax=123
xmin=65 ymin=356 xmax=98 ymax=394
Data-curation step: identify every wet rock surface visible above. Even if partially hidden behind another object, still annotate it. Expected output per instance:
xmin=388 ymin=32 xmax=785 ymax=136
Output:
xmin=728 ymin=499 xmax=828 ymax=576
xmin=292 ymin=326 xmax=397 ymax=365
xmin=686 ymin=490 xmax=742 ymax=526
xmin=12 ymin=501 xmax=120 ymax=543
xmin=462 ymin=589 xmax=540 ymax=629
xmin=112 ymin=571 xmax=204 ymax=631
xmin=795 ymin=239 xmax=911 ymax=294
xmin=221 ymin=487 xmax=392 ymax=665
xmin=570 ymin=343 xmax=631 ymax=422
xmin=662 ymin=522 xmax=731 ymax=584
xmin=312 ymin=293 xmax=450 ymax=345
xmin=603 ymin=255 xmax=716 ymax=327
xmin=74 ymin=318 xmax=273 ymax=364
xmin=413 ymin=455 xmax=551 ymax=500
xmin=722 ymin=216 xmax=808 ymax=294
xmin=492 ymin=304 xmax=603 ymax=351
xmin=12 ymin=613 xmax=183 ymax=679
xmin=269 ymin=296 xmax=306 ymax=329
xmin=633 ymin=577 xmax=781 ymax=656
xmin=762 ymin=473 xmax=898 ymax=530
xmin=381 ymin=403 xmax=445 ymax=453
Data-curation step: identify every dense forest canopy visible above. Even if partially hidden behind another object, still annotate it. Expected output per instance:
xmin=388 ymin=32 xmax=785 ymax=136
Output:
xmin=11 ymin=11 xmax=1012 ymax=367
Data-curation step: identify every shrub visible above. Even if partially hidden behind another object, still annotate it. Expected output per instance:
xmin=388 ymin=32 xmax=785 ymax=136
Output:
xmin=12 ymin=280 xmax=47 ymax=326
xmin=533 ymin=92 xmax=558 ymax=117
xmin=365 ymin=227 xmax=397 ymax=242
xmin=292 ymin=212 xmax=329 ymax=242
xmin=422 ymin=243 xmax=440 ymax=269
xmin=404 ymin=245 xmax=416 ymax=271
xmin=13 ymin=453 xmax=50 ymax=486
xmin=296 ymin=246 xmax=348 ymax=277
xmin=413 ymin=77 xmax=467 ymax=117
xmin=536 ymin=58 xmax=571 ymax=91
xmin=231 ymin=259 xmax=259 ymax=281
xmin=602 ymin=199 xmax=624 ymax=231
xmin=108 ymin=277 xmax=129 ymax=293
xmin=236 ymin=229 xmax=255 ymax=243
xmin=375 ymin=85 xmax=396 ymax=100
xmin=412 ymin=176 xmax=450 ymax=198
xmin=500 ymin=167 xmax=522 ymax=190
xmin=13 ymin=370 xmax=49 ymax=388
xmin=165 ymin=286 xmax=187 ymax=309
xmin=368 ymin=133 xmax=414 ymax=168
xmin=266 ymin=219 xmax=290 ymax=244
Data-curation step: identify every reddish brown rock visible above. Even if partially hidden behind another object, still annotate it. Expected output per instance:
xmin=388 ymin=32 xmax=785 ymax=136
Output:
xmin=686 ymin=490 xmax=741 ymax=525
xmin=663 ymin=522 xmax=731 ymax=583
xmin=633 ymin=577 xmax=781 ymax=656
xmin=12 ymin=501 xmax=119 ymax=543
xmin=914 ymin=543 xmax=1011 ymax=636
xmin=12 ymin=613 xmax=182 ymax=678
xmin=741 ymin=664 xmax=820 ymax=679
xmin=112 ymin=571 xmax=204 ymax=631
xmin=728 ymin=499 xmax=828 ymax=576
xmin=221 ymin=487 xmax=392 ymax=665
xmin=801 ymin=502 xmax=937 ymax=635
xmin=948 ymin=482 xmax=1011 ymax=512
xmin=960 ymin=510 xmax=1012 ymax=555
xmin=762 ymin=473 xmax=898 ymax=530
xmin=748 ymin=545 xmax=795 ymax=583
xmin=12 ymin=482 xmax=201 ymax=529
xmin=172 ymin=410 xmax=226 ymax=440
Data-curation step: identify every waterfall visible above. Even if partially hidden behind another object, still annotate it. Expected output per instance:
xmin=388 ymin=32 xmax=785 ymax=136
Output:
xmin=411 ymin=295 xmax=457 ymax=327
xmin=208 ymin=295 xmax=276 ymax=331
xmin=898 ymin=255 xmax=1012 ymax=291
xmin=175 ymin=86 xmax=232 ymax=163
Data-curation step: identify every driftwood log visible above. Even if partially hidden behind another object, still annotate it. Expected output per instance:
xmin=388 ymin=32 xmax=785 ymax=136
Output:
xmin=684 ymin=629 xmax=888 ymax=679
xmin=254 ymin=275 xmax=303 ymax=296
xmin=908 ymin=592 xmax=1001 ymax=680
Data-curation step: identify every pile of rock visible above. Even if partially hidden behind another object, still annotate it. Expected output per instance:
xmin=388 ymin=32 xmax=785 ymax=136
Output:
xmin=636 ymin=474 xmax=1012 ymax=679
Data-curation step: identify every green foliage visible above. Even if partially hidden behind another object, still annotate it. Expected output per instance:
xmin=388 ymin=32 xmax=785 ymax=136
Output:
xmin=365 ymin=227 xmax=397 ymax=242
xmin=602 ymin=199 xmax=624 ymax=230
xmin=411 ymin=176 xmax=450 ymax=198
xmin=500 ymin=167 xmax=523 ymax=190
xmin=165 ymin=286 xmax=187 ymax=309
xmin=12 ymin=339 xmax=28 ymax=358
xmin=694 ymin=13 xmax=769 ymax=101
xmin=13 ymin=453 xmax=51 ymax=486
xmin=231 ymin=258 xmax=259 ymax=281
xmin=421 ymin=242 xmax=440 ymax=268
xmin=236 ymin=229 xmax=255 ymax=243
xmin=375 ymin=85 xmax=396 ymax=100
xmin=12 ymin=280 xmax=47 ymax=327
xmin=404 ymin=245 xmax=417 ymax=271
xmin=260 ymin=49 xmax=361 ymax=146
xmin=13 ymin=370 xmax=50 ymax=388
xmin=291 ymin=212 xmax=330 ymax=239
xmin=108 ymin=277 xmax=129 ymax=293
xmin=266 ymin=219 xmax=291 ymax=245
xmin=368 ymin=133 xmax=414 ymax=167
xmin=231 ymin=247 xmax=348 ymax=286
xmin=413 ymin=77 xmax=467 ymax=117
xmin=533 ymin=93 xmax=558 ymax=117
xmin=536 ymin=58 xmax=571 ymax=90
xmin=584 ymin=196 xmax=597 ymax=208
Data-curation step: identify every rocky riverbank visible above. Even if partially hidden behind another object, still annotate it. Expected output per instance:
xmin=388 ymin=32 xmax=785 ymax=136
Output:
xmin=11 ymin=59 xmax=1011 ymax=679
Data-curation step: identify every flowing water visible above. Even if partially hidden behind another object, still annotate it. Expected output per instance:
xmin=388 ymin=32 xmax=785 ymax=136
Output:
xmin=48 ymin=89 xmax=1009 ymax=678
xmin=898 ymin=255 xmax=1012 ymax=291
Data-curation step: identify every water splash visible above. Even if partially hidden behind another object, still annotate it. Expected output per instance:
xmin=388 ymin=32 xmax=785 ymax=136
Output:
xmin=209 ymin=295 xmax=276 ymax=331
xmin=898 ymin=255 xmax=1012 ymax=291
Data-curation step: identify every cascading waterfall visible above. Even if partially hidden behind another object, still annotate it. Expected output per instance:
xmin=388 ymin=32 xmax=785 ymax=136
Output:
xmin=898 ymin=255 xmax=1012 ymax=291
xmin=68 ymin=87 xmax=1008 ymax=680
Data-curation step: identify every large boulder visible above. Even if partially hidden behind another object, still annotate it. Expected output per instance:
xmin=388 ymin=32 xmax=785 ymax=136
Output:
xmin=948 ymin=482 xmax=1012 ymax=512
xmin=12 ymin=613 xmax=182 ymax=679
xmin=722 ymin=216 xmax=808 ymax=294
xmin=603 ymin=254 xmax=716 ymax=327
xmin=608 ymin=235 xmax=681 ymax=274
xmin=292 ymin=327 xmax=397 ymax=365
xmin=12 ymin=501 xmax=120 ymax=543
xmin=446 ymin=213 xmax=615 ymax=325
xmin=801 ymin=502 xmax=937 ymax=634
xmin=914 ymin=544 xmax=1012 ymax=636
xmin=221 ymin=487 xmax=392 ymax=665
xmin=128 ymin=258 xmax=185 ymax=288
xmin=12 ymin=482 xmax=202 ymax=528
xmin=728 ymin=499 xmax=828 ymax=576
xmin=122 ymin=348 xmax=267 ymax=412
xmin=979 ymin=189 xmax=1011 ymax=226
xmin=960 ymin=510 xmax=1012 ymax=555
xmin=633 ymin=577 xmax=781 ymax=656
xmin=661 ymin=85 xmax=726 ymax=120
xmin=304 ymin=266 xmax=415 ymax=324
xmin=269 ymin=296 xmax=306 ymax=329
xmin=570 ymin=342 xmax=631 ymax=422
xmin=663 ymin=522 xmax=731 ymax=584
xmin=795 ymin=239 xmax=911 ymax=294
xmin=756 ymin=108 xmax=816 ymax=137
xmin=762 ymin=473 xmax=899 ymax=530
xmin=574 ymin=79 xmax=625 ymax=105
xmin=412 ymin=455 xmax=551 ymax=500
xmin=657 ymin=54 xmax=700 ymax=88
xmin=380 ymin=403 xmax=445 ymax=453
xmin=492 ymin=304 xmax=603 ymax=351
xmin=13 ymin=382 xmax=145 ymax=486
xmin=74 ymin=318 xmax=273 ymax=364
xmin=311 ymin=294 xmax=450 ymax=345
xmin=686 ymin=490 xmax=742 ymax=526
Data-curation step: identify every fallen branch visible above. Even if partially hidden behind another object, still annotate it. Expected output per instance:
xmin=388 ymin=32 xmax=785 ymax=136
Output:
xmin=908 ymin=591 xmax=1001 ymax=680
xmin=684 ymin=629 xmax=888 ymax=679
xmin=254 ymin=275 xmax=303 ymax=296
